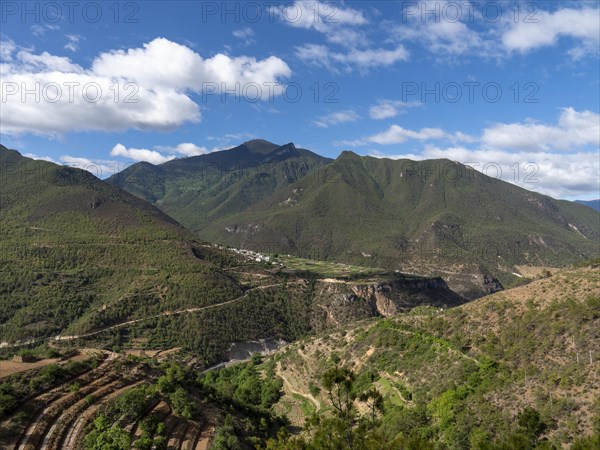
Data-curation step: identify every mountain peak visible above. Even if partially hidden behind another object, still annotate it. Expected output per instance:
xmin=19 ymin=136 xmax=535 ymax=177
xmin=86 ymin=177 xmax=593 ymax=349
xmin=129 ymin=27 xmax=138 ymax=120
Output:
xmin=241 ymin=139 xmax=280 ymax=154
xmin=338 ymin=150 xmax=360 ymax=159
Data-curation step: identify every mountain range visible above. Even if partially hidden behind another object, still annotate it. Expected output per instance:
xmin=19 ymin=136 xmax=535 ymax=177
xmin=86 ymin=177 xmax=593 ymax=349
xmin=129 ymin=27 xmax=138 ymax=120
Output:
xmin=576 ymin=199 xmax=600 ymax=212
xmin=108 ymin=139 xmax=600 ymax=298
xmin=1 ymin=142 xmax=599 ymax=449
xmin=0 ymin=144 xmax=463 ymax=359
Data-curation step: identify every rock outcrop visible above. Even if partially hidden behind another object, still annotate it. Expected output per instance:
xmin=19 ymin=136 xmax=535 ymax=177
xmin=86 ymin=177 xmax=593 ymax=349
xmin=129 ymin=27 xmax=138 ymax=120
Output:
xmin=311 ymin=276 xmax=465 ymax=330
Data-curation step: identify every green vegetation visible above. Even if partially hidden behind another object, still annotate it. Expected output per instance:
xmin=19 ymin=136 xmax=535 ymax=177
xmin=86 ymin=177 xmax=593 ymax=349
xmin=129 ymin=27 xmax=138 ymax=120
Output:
xmin=275 ymin=255 xmax=385 ymax=279
xmin=198 ymin=355 xmax=283 ymax=411
xmin=85 ymin=414 xmax=131 ymax=450
xmin=107 ymin=140 xmax=331 ymax=237
xmin=111 ymin=141 xmax=599 ymax=296
xmin=267 ymin=266 xmax=600 ymax=448
xmin=0 ymin=146 xmax=321 ymax=366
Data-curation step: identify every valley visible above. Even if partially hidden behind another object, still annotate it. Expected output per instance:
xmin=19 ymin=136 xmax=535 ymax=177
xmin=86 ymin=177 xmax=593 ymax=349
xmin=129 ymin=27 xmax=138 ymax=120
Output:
xmin=1 ymin=144 xmax=599 ymax=449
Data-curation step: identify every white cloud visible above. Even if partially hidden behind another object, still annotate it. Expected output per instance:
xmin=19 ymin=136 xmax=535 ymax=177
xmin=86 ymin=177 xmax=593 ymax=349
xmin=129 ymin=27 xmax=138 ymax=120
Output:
xmin=64 ymin=34 xmax=82 ymax=52
xmin=341 ymin=124 xmax=472 ymax=146
xmin=276 ymin=1 xmax=406 ymax=72
xmin=31 ymin=24 xmax=60 ymax=38
xmin=207 ymin=133 xmax=256 ymax=147
xmin=110 ymin=143 xmax=175 ymax=164
xmin=156 ymin=142 xmax=216 ymax=157
xmin=365 ymin=108 xmax=600 ymax=198
xmin=502 ymin=7 xmax=600 ymax=55
xmin=369 ymin=125 xmax=446 ymax=145
xmin=22 ymin=153 xmax=120 ymax=178
xmin=369 ymin=100 xmax=422 ymax=120
xmin=59 ymin=155 xmax=118 ymax=178
xmin=392 ymin=16 xmax=495 ymax=60
xmin=1 ymin=37 xmax=292 ymax=136
xmin=367 ymin=145 xmax=600 ymax=199
xmin=23 ymin=152 xmax=57 ymax=163
xmin=272 ymin=1 xmax=367 ymax=39
xmin=296 ymin=43 xmax=408 ymax=71
xmin=232 ymin=27 xmax=255 ymax=45
xmin=390 ymin=3 xmax=599 ymax=61
xmin=482 ymin=108 xmax=600 ymax=151
xmin=90 ymin=37 xmax=291 ymax=94
xmin=312 ymin=110 xmax=359 ymax=128
xmin=111 ymin=142 xmax=221 ymax=164
xmin=411 ymin=145 xmax=598 ymax=199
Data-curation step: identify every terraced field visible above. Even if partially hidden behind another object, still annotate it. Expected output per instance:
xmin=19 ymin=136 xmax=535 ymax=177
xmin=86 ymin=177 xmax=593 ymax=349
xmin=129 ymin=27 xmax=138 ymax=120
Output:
xmin=1 ymin=355 xmax=216 ymax=450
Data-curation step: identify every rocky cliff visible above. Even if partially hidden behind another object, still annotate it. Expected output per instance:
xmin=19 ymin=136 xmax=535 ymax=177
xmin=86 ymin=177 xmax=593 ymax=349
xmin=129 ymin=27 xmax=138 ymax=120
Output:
xmin=310 ymin=276 xmax=465 ymax=330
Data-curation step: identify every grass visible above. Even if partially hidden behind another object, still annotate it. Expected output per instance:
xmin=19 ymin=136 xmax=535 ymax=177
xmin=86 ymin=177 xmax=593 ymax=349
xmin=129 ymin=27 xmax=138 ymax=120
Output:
xmin=292 ymin=393 xmax=317 ymax=416
xmin=376 ymin=378 xmax=405 ymax=407
xmin=276 ymin=254 xmax=385 ymax=278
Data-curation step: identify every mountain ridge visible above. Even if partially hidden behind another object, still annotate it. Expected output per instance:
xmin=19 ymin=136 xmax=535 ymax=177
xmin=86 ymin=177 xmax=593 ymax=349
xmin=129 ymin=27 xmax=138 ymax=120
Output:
xmin=105 ymin=139 xmax=600 ymax=298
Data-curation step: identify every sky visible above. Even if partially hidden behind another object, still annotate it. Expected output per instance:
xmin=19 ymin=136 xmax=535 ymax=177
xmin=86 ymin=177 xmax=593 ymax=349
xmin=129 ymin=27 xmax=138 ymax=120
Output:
xmin=1 ymin=0 xmax=599 ymax=200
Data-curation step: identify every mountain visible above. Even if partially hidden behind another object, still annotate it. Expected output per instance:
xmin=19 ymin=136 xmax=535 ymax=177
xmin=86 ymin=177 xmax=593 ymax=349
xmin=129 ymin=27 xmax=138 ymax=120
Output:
xmin=263 ymin=261 xmax=600 ymax=448
xmin=196 ymin=150 xmax=600 ymax=297
xmin=576 ymin=199 xmax=600 ymax=212
xmin=1 ymin=146 xmax=465 ymax=363
xmin=0 ymin=144 xmax=245 ymax=347
xmin=107 ymin=139 xmax=331 ymax=234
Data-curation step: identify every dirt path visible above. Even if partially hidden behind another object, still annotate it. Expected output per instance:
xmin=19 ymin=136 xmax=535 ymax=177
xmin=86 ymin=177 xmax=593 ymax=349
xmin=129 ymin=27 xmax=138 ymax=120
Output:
xmin=380 ymin=372 xmax=413 ymax=405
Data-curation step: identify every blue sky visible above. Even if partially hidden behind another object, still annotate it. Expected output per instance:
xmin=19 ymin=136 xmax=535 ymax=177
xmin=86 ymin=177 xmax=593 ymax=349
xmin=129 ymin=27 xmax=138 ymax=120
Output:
xmin=1 ymin=0 xmax=599 ymax=199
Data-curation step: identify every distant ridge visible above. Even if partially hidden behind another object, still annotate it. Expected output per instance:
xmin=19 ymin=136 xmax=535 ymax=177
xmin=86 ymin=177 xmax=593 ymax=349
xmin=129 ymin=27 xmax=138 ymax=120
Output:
xmin=575 ymin=199 xmax=600 ymax=212
xmin=107 ymin=140 xmax=599 ymax=298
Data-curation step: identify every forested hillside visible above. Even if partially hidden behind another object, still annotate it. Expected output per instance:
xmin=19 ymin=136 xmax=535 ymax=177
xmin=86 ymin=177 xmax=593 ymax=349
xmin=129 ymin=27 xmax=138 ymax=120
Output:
xmin=262 ymin=262 xmax=600 ymax=449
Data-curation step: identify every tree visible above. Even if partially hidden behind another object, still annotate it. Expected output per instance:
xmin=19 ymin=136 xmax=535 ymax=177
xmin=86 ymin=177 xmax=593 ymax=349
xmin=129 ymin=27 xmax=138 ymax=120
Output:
xmin=85 ymin=413 xmax=131 ymax=450
xmin=359 ymin=387 xmax=384 ymax=428
xmin=322 ymin=367 xmax=357 ymax=448
xmin=518 ymin=406 xmax=547 ymax=443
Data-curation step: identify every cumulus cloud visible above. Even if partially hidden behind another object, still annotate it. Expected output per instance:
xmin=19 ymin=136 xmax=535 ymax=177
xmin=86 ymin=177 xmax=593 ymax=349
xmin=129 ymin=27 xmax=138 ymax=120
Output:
xmin=110 ymin=142 xmax=221 ymax=164
xmin=110 ymin=143 xmax=176 ymax=164
xmin=312 ymin=110 xmax=359 ymax=128
xmin=1 ymin=37 xmax=292 ymax=136
xmin=370 ymin=145 xmax=599 ymax=199
xmin=389 ymin=2 xmax=599 ymax=61
xmin=502 ymin=7 xmax=600 ymax=56
xmin=156 ymin=142 xmax=217 ymax=157
xmin=482 ymin=108 xmax=600 ymax=151
xmin=364 ymin=108 xmax=600 ymax=198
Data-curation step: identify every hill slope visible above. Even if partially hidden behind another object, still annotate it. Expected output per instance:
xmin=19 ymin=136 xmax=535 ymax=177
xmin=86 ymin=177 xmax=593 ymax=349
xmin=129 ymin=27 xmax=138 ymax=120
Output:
xmin=1 ymin=146 xmax=466 ymax=364
xmin=0 ymin=145 xmax=245 ymax=345
xmin=199 ymin=151 xmax=600 ymax=297
xmin=265 ymin=262 xmax=600 ymax=448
